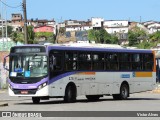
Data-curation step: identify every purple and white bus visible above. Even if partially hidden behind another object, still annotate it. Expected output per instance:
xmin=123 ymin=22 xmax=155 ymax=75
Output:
xmin=3 ymin=43 xmax=156 ymax=104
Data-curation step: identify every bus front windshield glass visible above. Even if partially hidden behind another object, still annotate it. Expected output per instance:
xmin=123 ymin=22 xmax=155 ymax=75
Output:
xmin=10 ymin=55 xmax=48 ymax=78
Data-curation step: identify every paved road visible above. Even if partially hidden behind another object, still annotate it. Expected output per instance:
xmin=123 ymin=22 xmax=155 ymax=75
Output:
xmin=0 ymin=91 xmax=160 ymax=120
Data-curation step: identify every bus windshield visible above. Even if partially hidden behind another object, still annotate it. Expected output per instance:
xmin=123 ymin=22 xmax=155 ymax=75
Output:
xmin=10 ymin=55 xmax=48 ymax=78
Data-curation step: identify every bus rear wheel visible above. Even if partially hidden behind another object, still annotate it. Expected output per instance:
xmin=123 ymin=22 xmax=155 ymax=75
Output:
xmin=64 ymin=85 xmax=76 ymax=103
xmin=32 ymin=97 xmax=40 ymax=104
xmin=113 ymin=84 xmax=129 ymax=100
xmin=86 ymin=95 xmax=101 ymax=101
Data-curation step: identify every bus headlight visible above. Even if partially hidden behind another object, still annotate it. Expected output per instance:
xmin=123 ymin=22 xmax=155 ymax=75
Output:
xmin=38 ymin=82 xmax=47 ymax=90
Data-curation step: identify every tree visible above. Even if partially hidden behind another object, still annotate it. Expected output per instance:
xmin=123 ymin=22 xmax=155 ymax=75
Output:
xmin=11 ymin=31 xmax=24 ymax=44
xmin=27 ymin=26 xmax=35 ymax=44
xmin=128 ymin=26 xmax=147 ymax=46
xmin=35 ymin=32 xmax=55 ymax=43
xmin=149 ymin=31 xmax=160 ymax=42
xmin=128 ymin=30 xmax=138 ymax=46
xmin=0 ymin=26 xmax=13 ymax=37
xmin=87 ymin=29 xmax=112 ymax=44
xmin=110 ymin=34 xmax=118 ymax=44
xmin=87 ymin=29 xmax=96 ymax=42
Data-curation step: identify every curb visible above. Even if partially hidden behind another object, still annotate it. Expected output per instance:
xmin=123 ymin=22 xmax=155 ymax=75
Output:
xmin=0 ymin=102 xmax=8 ymax=107
xmin=0 ymin=90 xmax=7 ymax=94
xmin=152 ymin=89 xmax=160 ymax=93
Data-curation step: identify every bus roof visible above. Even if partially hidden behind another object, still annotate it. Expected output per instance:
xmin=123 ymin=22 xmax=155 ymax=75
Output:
xmin=47 ymin=43 xmax=152 ymax=53
xmin=12 ymin=43 xmax=153 ymax=53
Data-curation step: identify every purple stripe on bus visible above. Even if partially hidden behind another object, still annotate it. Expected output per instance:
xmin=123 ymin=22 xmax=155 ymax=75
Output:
xmin=48 ymin=72 xmax=76 ymax=84
xmin=8 ymin=77 xmax=48 ymax=89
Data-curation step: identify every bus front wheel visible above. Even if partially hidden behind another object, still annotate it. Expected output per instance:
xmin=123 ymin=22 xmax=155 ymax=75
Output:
xmin=113 ymin=84 xmax=129 ymax=100
xmin=32 ymin=97 xmax=40 ymax=104
xmin=64 ymin=85 xmax=76 ymax=103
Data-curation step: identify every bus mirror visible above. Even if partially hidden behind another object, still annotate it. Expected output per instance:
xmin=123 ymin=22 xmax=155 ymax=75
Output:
xmin=3 ymin=55 xmax=9 ymax=71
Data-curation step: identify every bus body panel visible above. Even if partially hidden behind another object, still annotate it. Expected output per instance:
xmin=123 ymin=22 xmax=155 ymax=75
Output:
xmin=6 ymin=44 xmax=156 ymax=101
xmin=47 ymin=71 xmax=156 ymax=97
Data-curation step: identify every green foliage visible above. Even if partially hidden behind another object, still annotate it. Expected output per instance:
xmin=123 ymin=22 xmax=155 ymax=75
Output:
xmin=128 ymin=30 xmax=139 ymax=46
xmin=35 ymin=32 xmax=55 ymax=43
xmin=128 ymin=26 xmax=147 ymax=47
xmin=88 ymin=29 xmax=96 ymax=42
xmin=27 ymin=26 xmax=35 ymax=44
xmin=149 ymin=31 xmax=160 ymax=42
xmin=35 ymin=32 xmax=53 ymax=38
xmin=0 ymin=26 xmax=13 ymax=37
xmin=59 ymin=27 xmax=66 ymax=35
xmin=110 ymin=35 xmax=118 ymax=44
xmin=11 ymin=31 xmax=24 ymax=43
xmin=87 ymin=29 xmax=118 ymax=44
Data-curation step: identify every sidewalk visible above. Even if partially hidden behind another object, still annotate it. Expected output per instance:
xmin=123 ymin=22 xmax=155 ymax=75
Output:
xmin=152 ymin=84 xmax=160 ymax=93
xmin=0 ymin=89 xmax=8 ymax=107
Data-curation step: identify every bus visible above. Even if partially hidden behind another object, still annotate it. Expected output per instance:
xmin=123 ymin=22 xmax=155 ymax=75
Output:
xmin=3 ymin=43 xmax=156 ymax=104
xmin=153 ymin=48 xmax=160 ymax=82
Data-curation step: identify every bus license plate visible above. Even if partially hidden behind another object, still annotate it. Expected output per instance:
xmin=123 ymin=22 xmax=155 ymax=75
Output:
xmin=21 ymin=91 xmax=28 ymax=94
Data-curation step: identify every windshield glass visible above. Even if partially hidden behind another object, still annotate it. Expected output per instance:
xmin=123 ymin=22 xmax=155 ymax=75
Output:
xmin=10 ymin=55 xmax=48 ymax=78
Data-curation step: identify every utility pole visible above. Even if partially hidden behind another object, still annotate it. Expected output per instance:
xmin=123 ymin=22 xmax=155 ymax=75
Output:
xmin=22 ymin=0 xmax=28 ymax=44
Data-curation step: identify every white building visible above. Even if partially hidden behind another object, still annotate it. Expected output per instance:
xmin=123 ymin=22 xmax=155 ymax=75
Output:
xmin=66 ymin=25 xmax=92 ymax=32
xmin=103 ymin=20 xmax=129 ymax=34
xmin=146 ymin=23 xmax=160 ymax=34
xmin=64 ymin=19 xmax=92 ymax=32
xmin=91 ymin=17 xmax=104 ymax=28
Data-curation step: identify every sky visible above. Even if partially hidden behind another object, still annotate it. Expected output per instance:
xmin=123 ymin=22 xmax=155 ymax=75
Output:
xmin=1 ymin=0 xmax=160 ymax=22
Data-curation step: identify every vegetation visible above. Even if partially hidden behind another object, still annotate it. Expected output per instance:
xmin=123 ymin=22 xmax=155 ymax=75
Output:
xmin=87 ymin=29 xmax=118 ymax=44
xmin=4 ymin=24 xmax=160 ymax=49
xmin=9 ymin=26 xmax=55 ymax=44
xmin=11 ymin=31 xmax=24 ymax=43
xmin=0 ymin=26 xmax=13 ymax=37
xmin=27 ymin=26 xmax=35 ymax=44
xmin=35 ymin=32 xmax=55 ymax=43
xmin=128 ymin=26 xmax=160 ymax=49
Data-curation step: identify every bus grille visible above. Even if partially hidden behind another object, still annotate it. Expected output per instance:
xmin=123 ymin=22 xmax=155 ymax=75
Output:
xmin=13 ymin=89 xmax=37 ymax=94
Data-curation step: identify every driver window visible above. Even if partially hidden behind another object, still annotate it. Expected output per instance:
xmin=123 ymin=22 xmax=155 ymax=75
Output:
xmin=49 ymin=51 xmax=63 ymax=71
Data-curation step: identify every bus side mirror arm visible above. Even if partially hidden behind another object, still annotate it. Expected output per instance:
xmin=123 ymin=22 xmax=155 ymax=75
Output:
xmin=3 ymin=55 xmax=9 ymax=71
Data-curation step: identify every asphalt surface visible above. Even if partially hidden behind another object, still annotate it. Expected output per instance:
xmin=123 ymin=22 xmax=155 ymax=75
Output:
xmin=0 ymin=83 xmax=160 ymax=107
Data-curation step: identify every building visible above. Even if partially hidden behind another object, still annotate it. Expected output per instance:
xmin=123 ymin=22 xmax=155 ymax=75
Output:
xmin=0 ymin=51 xmax=9 ymax=88
xmin=103 ymin=20 xmax=129 ymax=44
xmin=103 ymin=20 xmax=129 ymax=34
xmin=27 ymin=19 xmax=55 ymax=27
xmin=11 ymin=13 xmax=24 ymax=32
xmin=91 ymin=17 xmax=104 ymax=30
xmin=64 ymin=19 xmax=92 ymax=32
xmin=34 ymin=25 xmax=54 ymax=33
xmin=143 ymin=21 xmax=160 ymax=34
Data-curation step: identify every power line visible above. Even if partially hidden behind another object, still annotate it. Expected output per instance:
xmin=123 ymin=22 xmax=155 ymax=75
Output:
xmin=0 ymin=0 xmax=21 ymax=8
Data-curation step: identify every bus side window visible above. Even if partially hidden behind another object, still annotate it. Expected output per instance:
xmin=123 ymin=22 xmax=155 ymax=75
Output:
xmin=49 ymin=51 xmax=63 ymax=71
xmin=106 ymin=53 xmax=118 ymax=70
xmin=92 ymin=53 xmax=104 ymax=70
xmin=119 ymin=53 xmax=130 ymax=70
xmin=143 ymin=54 xmax=153 ymax=71
xmin=132 ymin=54 xmax=142 ymax=70
xmin=78 ymin=52 xmax=91 ymax=70
xmin=65 ymin=51 xmax=77 ymax=71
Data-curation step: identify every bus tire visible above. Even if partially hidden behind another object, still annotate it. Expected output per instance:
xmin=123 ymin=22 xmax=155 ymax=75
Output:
xmin=32 ymin=97 xmax=40 ymax=104
xmin=86 ymin=95 xmax=100 ymax=101
xmin=64 ymin=85 xmax=76 ymax=103
xmin=113 ymin=84 xmax=129 ymax=100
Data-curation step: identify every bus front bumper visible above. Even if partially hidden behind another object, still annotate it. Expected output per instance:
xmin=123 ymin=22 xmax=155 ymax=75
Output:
xmin=8 ymin=86 xmax=49 ymax=97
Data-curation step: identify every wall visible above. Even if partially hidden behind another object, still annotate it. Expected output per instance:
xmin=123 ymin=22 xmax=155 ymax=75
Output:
xmin=0 ymin=51 xmax=9 ymax=89
xmin=34 ymin=26 xmax=54 ymax=32
xmin=91 ymin=17 xmax=104 ymax=27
